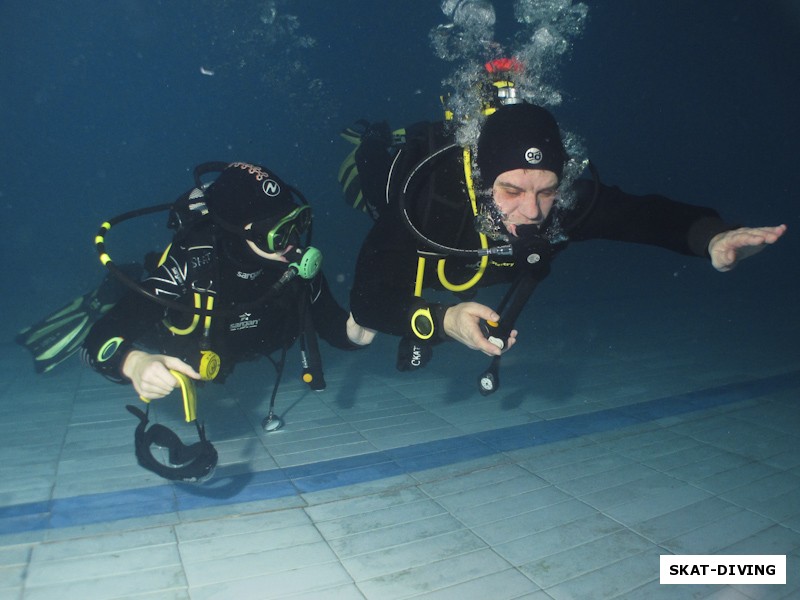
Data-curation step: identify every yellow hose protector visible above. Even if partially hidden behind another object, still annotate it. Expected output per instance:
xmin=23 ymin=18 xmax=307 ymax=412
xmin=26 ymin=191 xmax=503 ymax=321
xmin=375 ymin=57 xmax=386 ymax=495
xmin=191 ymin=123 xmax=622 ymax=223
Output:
xmin=435 ymin=147 xmax=488 ymax=292
xmin=414 ymin=255 xmax=427 ymax=298
xmin=166 ymin=293 xmax=201 ymax=335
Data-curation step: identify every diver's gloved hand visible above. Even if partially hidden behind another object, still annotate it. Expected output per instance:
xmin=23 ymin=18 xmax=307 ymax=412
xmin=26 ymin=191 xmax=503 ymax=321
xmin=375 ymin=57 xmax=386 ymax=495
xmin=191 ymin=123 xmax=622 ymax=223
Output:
xmin=122 ymin=350 xmax=201 ymax=400
xmin=396 ymin=337 xmax=432 ymax=372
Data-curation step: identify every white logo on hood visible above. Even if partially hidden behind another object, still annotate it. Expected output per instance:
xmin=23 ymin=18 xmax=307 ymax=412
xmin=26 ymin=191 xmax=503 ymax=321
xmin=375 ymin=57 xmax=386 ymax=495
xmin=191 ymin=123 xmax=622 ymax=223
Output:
xmin=524 ymin=147 xmax=542 ymax=165
xmin=262 ymin=179 xmax=281 ymax=196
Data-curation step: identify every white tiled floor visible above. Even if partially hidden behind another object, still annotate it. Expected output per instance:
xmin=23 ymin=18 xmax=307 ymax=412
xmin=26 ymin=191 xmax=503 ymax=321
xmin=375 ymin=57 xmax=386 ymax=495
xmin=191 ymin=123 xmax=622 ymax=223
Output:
xmin=1 ymin=300 xmax=799 ymax=599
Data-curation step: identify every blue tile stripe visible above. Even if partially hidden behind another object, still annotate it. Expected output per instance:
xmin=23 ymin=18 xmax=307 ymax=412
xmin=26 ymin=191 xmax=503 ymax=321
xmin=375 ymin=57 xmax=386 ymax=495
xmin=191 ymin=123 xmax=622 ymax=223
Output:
xmin=1 ymin=370 xmax=797 ymax=536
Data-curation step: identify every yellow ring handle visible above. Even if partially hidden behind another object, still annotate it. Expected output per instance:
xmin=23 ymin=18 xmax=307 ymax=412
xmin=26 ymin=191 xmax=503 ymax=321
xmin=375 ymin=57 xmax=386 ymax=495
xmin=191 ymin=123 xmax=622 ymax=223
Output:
xmin=411 ymin=307 xmax=435 ymax=340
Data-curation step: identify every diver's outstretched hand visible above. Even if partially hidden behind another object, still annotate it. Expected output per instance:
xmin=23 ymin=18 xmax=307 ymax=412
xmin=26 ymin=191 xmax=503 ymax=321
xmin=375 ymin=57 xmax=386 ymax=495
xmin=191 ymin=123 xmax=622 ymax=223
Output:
xmin=122 ymin=350 xmax=201 ymax=400
xmin=443 ymin=302 xmax=518 ymax=356
xmin=709 ymin=224 xmax=786 ymax=272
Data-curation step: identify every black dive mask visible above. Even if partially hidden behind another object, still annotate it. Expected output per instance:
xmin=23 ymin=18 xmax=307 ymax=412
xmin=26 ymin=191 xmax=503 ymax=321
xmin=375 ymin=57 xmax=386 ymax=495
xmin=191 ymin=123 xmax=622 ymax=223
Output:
xmin=246 ymin=205 xmax=312 ymax=254
xmin=126 ymin=405 xmax=217 ymax=483
xmin=211 ymin=204 xmax=309 ymax=253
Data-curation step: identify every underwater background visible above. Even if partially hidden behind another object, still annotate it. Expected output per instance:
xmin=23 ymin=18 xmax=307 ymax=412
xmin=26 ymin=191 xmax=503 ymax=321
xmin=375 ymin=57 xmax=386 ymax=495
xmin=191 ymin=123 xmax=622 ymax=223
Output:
xmin=1 ymin=0 xmax=798 ymax=372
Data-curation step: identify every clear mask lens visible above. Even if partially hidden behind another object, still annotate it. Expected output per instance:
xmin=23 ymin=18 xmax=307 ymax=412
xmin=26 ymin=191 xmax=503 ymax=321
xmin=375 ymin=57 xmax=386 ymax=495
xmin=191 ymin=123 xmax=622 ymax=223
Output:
xmin=251 ymin=205 xmax=311 ymax=253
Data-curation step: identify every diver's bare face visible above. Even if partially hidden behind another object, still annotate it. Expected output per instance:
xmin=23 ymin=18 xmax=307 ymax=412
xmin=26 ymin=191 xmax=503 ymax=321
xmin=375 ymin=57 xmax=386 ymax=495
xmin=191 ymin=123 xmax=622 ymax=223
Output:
xmin=492 ymin=168 xmax=559 ymax=237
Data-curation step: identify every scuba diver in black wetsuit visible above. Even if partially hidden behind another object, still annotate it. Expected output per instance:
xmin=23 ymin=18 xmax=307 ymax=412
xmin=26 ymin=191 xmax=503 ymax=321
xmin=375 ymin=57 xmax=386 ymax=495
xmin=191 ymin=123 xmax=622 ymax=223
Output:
xmin=339 ymin=60 xmax=786 ymax=388
xmin=81 ymin=161 xmax=365 ymax=482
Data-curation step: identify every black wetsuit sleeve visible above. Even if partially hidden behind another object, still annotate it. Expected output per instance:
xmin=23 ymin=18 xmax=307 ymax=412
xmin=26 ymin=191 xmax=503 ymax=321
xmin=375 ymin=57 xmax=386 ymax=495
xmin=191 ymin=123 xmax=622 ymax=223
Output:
xmin=82 ymin=246 xmax=193 ymax=381
xmin=350 ymin=214 xmax=421 ymax=337
xmin=566 ymin=181 xmax=736 ymax=257
xmin=310 ymin=273 xmax=362 ymax=350
xmin=81 ymin=290 xmax=165 ymax=382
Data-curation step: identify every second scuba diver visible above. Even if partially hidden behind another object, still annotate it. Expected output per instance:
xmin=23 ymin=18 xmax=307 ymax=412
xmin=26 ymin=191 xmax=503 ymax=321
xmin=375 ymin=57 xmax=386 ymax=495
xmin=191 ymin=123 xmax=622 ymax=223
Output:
xmin=339 ymin=63 xmax=786 ymax=377
xmin=81 ymin=161 xmax=366 ymax=481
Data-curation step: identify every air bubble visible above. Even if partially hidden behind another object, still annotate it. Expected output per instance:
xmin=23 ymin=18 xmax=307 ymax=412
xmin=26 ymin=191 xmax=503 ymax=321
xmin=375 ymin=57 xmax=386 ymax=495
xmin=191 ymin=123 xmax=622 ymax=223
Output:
xmin=431 ymin=0 xmax=590 ymax=156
